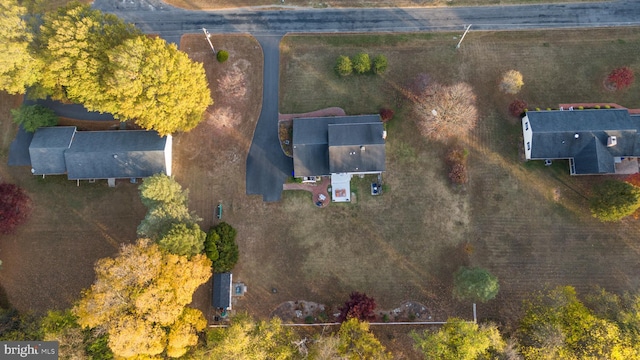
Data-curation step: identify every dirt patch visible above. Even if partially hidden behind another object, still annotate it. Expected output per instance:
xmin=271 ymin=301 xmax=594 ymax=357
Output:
xmin=57 ymin=117 xmax=121 ymax=131
xmin=271 ymin=299 xmax=441 ymax=323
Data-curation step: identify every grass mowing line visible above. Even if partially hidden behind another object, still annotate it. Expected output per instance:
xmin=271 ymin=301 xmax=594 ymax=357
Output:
xmin=70 ymin=204 xmax=124 ymax=250
xmin=343 ymin=208 xmax=440 ymax=299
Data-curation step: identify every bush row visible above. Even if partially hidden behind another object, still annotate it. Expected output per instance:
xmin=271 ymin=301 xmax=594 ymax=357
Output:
xmin=335 ymin=53 xmax=388 ymax=76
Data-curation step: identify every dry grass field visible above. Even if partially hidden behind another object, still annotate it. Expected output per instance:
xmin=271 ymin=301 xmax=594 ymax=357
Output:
xmin=279 ymin=28 xmax=640 ymax=330
xmin=0 ymin=94 xmax=144 ymax=313
xmin=3 ymin=25 xmax=640 ymax=357
xmin=165 ymin=0 xmax=600 ymax=10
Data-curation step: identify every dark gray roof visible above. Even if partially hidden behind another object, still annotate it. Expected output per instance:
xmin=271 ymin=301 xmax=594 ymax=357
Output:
xmin=328 ymin=123 xmax=386 ymax=173
xmin=65 ymin=131 xmax=168 ymax=180
xmin=528 ymin=109 xmax=640 ymax=174
xmin=212 ymin=273 xmax=232 ymax=309
xmin=29 ymin=127 xmax=76 ymax=175
xmin=293 ymin=115 xmax=384 ymax=176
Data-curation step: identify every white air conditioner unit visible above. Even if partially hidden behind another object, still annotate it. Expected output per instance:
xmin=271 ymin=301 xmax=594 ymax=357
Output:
xmin=607 ymin=136 xmax=617 ymax=147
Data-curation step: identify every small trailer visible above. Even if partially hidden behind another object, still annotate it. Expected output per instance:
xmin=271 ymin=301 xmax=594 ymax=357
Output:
xmin=216 ymin=203 xmax=223 ymax=219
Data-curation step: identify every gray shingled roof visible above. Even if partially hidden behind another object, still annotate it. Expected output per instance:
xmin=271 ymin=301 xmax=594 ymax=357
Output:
xmin=65 ymin=131 xmax=168 ymax=180
xmin=293 ymin=115 xmax=385 ymax=176
xmin=328 ymin=123 xmax=385 ymax=173
xmin=527 ymin=109 xmax=640 ymax=175
xmin=212 ymin=273 xmax=232 ymax=309
xmin=29 ymin=127 xmax=76 ymax=175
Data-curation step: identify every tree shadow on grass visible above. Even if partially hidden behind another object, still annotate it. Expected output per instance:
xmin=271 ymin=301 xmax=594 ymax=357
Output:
xmin=0 ymin=283 xmax=11 ymax=309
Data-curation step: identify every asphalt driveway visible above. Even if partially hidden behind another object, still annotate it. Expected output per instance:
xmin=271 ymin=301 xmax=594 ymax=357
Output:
xmin=245 ymin=35 xmax=292 ymax=202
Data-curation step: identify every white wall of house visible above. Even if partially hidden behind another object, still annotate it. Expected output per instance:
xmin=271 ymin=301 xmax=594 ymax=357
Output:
xmin=165 ymin=135 xmax=173 ymax=176
xmin=522 ymin=115 xmax=533 ymax=159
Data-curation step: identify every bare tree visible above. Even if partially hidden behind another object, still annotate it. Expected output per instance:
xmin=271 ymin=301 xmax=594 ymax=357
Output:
xmin=413 ymin=82 xmax=478 ymax=141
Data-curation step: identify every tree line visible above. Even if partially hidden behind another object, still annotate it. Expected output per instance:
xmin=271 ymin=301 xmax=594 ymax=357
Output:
xmin=3 ymin=282 xmax=639 ymax=359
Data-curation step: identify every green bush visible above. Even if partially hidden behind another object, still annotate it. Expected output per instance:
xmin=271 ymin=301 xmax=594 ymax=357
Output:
xmin=205 ymin=222 xmax=239 ymax=272
xmin=318 ymin=312 xmax=329 ymax=322
xmin=372 ymin=54 xmax=388 ymax=74
xmin=595 ymin=105 xmax=601 ymax=109
xmin=304 ymin=315 xmax=314 ymax=324
xmin=352 ymin=53 xmax=371 ymax=74
xmin=216 ymin=50 xmax=229 ymax=63
xmin=590 ymin=180 xmax=640 ymax=222
xmin=335 ymin=55 xmax=353 ymax=76
xmin=11 ymin=104 xmax=58 ymax=133
xmin=453 ymin=266 xmax=499 ymax=302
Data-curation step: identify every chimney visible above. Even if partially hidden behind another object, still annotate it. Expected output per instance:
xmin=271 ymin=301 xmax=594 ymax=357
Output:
xmin=607 ymin=136 xmax=617 ymax=147
xmin=360 ymin=146 xmax=366 ymax=152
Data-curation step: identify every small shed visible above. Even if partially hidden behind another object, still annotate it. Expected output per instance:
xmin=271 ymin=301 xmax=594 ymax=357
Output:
xmin=212 ymin=272 xmax=233 ymax=310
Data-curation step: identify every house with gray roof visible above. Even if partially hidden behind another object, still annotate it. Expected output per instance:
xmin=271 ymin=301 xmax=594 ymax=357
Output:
xmin=522 ymin=109 xmax=640 ymax=175
xmin=293 ymin=115 xmax=386 ymax=201
xmin=28 ymin=126 xmax=172 ymax=186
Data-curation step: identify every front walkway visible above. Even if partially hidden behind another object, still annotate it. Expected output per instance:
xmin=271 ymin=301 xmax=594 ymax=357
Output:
xmin=282 ymin=176 xmax=331 ymax=207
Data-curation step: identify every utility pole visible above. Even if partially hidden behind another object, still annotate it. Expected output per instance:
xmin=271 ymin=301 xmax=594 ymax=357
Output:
xmin=202 ymin=27 xmax=216 ymax=55
xmin=456 ymin=24 xmax=472 ymax=49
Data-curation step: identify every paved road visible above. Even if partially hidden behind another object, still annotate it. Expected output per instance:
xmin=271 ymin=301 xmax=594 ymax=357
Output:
xmin=93 ymin=0 xmax=640 ymax=201
xmin=95 ymin=1 xmax=640 ymax=38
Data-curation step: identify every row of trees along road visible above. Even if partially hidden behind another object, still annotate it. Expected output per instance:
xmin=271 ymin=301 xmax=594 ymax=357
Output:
xmin=0 ymin=1 xmax=212 ymax=135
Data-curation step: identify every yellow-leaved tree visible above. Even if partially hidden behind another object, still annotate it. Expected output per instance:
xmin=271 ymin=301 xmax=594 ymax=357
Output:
xmin=73 ymin=239 xmax=211 ymax=358
xmin=105 ymin=35 xmax=213 ymax=135
xmin=0 ymin=0 xmax=39 ymax=94
xmin=35 ymin=3 xmax=211 ymax=135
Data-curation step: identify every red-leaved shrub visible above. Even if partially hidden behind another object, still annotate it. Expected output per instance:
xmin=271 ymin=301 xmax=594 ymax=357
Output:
xmin=508 ymin=99 xmax=528 ymax=117
xmin=606 ymin=67 xmax=635 ymax=90
xmin=0 ymin=183 xmax=32 ymax=234
xmin=379 ymin=108 xmax=394 ymax=122
xmin=446 ymin=148 xmax=469 ymax=185
xmin=338 ymin=292 xmax=377 ymax=322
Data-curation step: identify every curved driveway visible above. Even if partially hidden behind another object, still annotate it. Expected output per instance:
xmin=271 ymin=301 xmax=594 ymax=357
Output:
xmin=245 ymin=35 xmax=291 ymax=201
xmin=93 ymin=0 xmax=640 ymax=201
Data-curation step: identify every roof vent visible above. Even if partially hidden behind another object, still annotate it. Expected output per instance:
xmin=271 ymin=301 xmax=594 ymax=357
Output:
xmin=574 ymin=133 xmax=580 ymax=139
xmin=360 ymin=146 xmax=366 ymax=152
xmin=607 ymin=136 xmax=617 ymax=147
